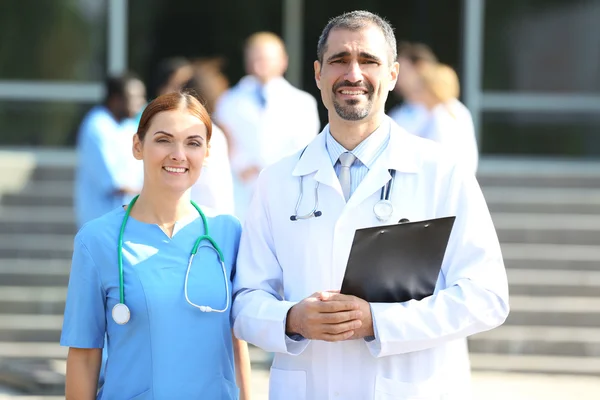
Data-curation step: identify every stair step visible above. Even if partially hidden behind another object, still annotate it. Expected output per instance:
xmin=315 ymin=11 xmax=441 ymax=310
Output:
xmin=492 ymin=213 xmax=600 ymax=245
xmin=470 ymin=353 xmax=600 ymax=375
xmin=0 ymin=207 xmax=74 ymax=224
xmin=0 ymin=259 xmax=70 ymax=286
xmin=493 ymin=213 xmax=600 ymax=230
xmin=0 ymin=315 xmax=62 ymax=342
xmin=508 ymin=269 xmax=600 ymax=296
xmin=0 ymin=287 xmax=65 ymax=315
xmin=0 ymin=234 xmax=73 ymax=259
xmin=484 ymin=187 xmax=600 ymax=214
xmin=0 ymin=342 xmax=66 ymax=359
xmin=505 ymin=296 xmax=600 ymax=327
xmin=470 ymin=326 xmax=600 ymax=357
xmin=483 ymin=187 xmax=600 ymax=205
xmin=502 ymin=243 xmax=600 ymax=263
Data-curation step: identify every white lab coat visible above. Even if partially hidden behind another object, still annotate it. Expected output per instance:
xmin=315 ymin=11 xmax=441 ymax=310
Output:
xmin=389 ymin=100 xmax=479 ymax=175
xmin=421 ymin=100 xmax=479 ymax=175
xmin=232 ymin=118 xmax=509 ymax=400
xmin=214 ymin=75 xmax=320 ymax=219
xmin=190 ymin=125 xmax=235 ymax=214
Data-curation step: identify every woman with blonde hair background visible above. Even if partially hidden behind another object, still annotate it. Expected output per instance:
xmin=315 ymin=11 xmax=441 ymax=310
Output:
xmin=413 ymin=61 xmax=479 ymax=174
xmin=389 ymin=42 xmax=479 ymax=174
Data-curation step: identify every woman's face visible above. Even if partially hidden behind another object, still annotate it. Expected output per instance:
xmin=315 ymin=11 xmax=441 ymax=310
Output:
xmin=133 ymin=108 xmax=209 ymax=195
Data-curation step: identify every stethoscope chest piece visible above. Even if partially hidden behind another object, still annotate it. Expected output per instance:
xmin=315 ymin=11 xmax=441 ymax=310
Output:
xmin=373 ymin=199 xmax=394 ymax=222
xmin=112 ymin=303 xmax=131 ymax=325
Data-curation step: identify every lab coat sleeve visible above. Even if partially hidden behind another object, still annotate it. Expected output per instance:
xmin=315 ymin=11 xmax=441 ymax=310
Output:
xmin=60 ymin=236 xmax=106 ymax=348
xmin=365 ymin=165 xmax=509 ymax=357
xmin=232 ymin=174 xmax=310 ymax=355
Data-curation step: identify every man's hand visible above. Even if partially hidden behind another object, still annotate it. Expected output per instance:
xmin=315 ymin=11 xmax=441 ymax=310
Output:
xmin=320 ymin=293 xmax=374 ymax=340
xmin=285 ymin=292 xmax=363 ymax=342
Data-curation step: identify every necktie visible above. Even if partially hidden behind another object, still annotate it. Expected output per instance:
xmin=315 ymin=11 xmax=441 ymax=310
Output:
xmin=256 ymin=86 xmax=267 ymax=108
xmin=338 ymin=152 xmax=356 ymax=201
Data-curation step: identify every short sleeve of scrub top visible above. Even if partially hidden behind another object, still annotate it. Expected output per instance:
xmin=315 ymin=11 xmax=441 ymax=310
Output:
xmin=60 ymin=235 xmax=106 ymax=348
xmin=60 ymin=208 xmax=243 ymax=399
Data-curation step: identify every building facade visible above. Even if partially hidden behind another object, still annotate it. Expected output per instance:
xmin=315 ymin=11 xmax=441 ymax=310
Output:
xmin=0 ymin=0 xmax=598 ymax=156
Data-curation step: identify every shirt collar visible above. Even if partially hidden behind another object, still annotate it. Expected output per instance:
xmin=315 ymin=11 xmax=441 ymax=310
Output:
xmin=325 ymin=118 xmax=391 ymax=169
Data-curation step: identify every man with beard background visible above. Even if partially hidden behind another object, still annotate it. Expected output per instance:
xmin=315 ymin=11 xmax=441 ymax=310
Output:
xmin=232 ymin=10 xmax=509 ymax=400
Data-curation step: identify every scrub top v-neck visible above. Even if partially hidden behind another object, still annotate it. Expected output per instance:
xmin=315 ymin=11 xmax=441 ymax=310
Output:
xmin=61 ymin=207 xmax=242 ymax=399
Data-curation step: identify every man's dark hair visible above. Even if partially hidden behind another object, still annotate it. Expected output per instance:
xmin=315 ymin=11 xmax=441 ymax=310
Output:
xmin=397 ymin=41 xmax=438 ymax=64
xmin=150 ymin=57 xmax=191 ymax=98
xmin=317 ymin=10 xmax=397 ymax=65
xmin=104 ymin=72 xmax=140 ymax=102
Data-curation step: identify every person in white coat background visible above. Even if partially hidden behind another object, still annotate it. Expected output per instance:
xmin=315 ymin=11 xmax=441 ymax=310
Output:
xmin=389 ymin=42 xmax=479 ymax=174
xmin=388 ymin=42 xmax=438 ymax=136
xmin=214 ymin=32 xmax=321 ymax=220
xmin=232 ymin=10 xmax=509 ymax=400
xmin=414 ymin=63 xmax=479 ymax=174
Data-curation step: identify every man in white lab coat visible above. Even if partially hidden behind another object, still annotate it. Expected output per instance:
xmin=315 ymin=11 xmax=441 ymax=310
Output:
xmin=214 ymin=32 xmax=320 ymax=219
xmin=232 ymin=10 xmax=509 ymax=400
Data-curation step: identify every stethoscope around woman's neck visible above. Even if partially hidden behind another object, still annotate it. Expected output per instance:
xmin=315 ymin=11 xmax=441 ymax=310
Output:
xmin=289 ymin=165 xmax=397 ymax=222
xmin=111 ymin=195 xmax=229 ymax=325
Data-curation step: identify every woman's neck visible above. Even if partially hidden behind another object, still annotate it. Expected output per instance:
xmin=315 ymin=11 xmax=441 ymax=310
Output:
xmin=128 ymin=188 xmax=195 ymax=237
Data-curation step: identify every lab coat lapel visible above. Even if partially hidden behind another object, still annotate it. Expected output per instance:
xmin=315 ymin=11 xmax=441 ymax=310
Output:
xmin=292 ymin=127 xmax=343 ymax=195
xmin=346 ymin=119 xmax=421 ymax=209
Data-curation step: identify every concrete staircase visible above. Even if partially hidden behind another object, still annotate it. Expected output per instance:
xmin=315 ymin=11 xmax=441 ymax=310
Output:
xmin=469 ymin=158 xmax=600 ymax=375
xmin=0 ymin=150 xmax=74 ymax=394
xmin=0 ymin=151 xmax=599 ymax=395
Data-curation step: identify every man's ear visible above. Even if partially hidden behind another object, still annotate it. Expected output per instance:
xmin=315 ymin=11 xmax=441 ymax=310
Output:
xmin=314 ymin=60 xmax=322 ymax=90
xmin=389 ymin=61 xmax=400 ymax=91
xmin=132 ymin=134 xmax=143 ymax=161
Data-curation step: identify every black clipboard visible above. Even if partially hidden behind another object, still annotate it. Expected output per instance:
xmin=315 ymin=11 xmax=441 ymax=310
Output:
xmin=340 ymin=216 xmax=456 ymax=303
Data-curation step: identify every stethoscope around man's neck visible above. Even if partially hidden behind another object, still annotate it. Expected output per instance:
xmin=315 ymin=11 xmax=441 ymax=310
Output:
xmin=289 ymin=151 xmax=397 ymax=222
xmin=111 ymin=195 xmax=230 ymax=325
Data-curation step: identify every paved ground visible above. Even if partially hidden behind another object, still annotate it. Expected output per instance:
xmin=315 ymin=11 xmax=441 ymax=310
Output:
xmin=2 ymin=370 xmax=600 ymax=399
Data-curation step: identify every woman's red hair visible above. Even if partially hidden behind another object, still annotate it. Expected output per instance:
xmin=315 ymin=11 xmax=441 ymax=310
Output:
xmin=137 ymin=91 xmax=212 ymax=142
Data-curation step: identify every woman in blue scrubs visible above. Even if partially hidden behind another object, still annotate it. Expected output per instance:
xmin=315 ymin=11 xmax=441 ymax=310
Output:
xmin=61 ymin=91 xmax=251 ymax=399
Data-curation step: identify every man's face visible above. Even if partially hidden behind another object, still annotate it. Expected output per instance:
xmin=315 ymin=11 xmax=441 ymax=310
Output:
xmin=124 ymin=79 xmax=147 ymax=118
xmin=314 ymin=25 xmax=398 ymax=122
xmin=245 ymin=40 xmax=288 ymax=83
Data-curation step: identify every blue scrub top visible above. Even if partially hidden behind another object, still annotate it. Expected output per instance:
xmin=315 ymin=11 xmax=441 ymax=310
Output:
xmin=74 ymin=106 xmax=127 ymax=228
xmin=61 ymin=206 xmax=242 ymax=399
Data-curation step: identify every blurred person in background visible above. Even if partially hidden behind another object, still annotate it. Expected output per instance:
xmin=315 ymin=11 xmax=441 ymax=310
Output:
xmin=62 ymin=92 xmax=251 ymax=399
xmin=414 ymin=63 xmax=479 ymax=174
xmin=214 ymin=32 xmax=320 ymax=220
xmin=183 ymin=66 xmax=235 ymax=214
xmin=389 ymin=42 xmax=478 ymax=174
xmin=388 ymin=42 xmax=437 ymax=136
xmin=74 ymin=73 xmax=146 ymax=228
xmin=150 ymin=57 xmax=195 ymax=101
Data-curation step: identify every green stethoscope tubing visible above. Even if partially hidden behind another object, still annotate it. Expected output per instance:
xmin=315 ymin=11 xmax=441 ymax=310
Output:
xmin=117 ymin=195 xmax=228 ymax=319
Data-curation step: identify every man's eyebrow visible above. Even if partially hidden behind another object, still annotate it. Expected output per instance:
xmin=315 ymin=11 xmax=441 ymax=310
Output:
xmin=359 ymin=52 xmax=383 ymax=63
xmin=326 ymin=51 xmax=351 ymax=62
xmin=326 ymin=51 xmax=383 ymax=64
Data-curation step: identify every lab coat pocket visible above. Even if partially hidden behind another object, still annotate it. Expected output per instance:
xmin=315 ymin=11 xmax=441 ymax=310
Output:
xmin=128 ymin=388 xmax=151 ymax=399
xmin=374 ymin=375 xmax=440 ymax=400
xmin=268 ymin=367 xmax=306 ymax=400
